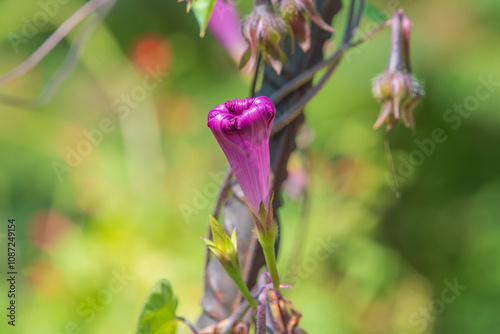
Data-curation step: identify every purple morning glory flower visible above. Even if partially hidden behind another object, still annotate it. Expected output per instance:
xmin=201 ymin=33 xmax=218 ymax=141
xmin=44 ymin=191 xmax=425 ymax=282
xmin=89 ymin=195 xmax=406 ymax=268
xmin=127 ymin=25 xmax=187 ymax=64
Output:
xmin=208 ymin=97 xmax=276 ymax=215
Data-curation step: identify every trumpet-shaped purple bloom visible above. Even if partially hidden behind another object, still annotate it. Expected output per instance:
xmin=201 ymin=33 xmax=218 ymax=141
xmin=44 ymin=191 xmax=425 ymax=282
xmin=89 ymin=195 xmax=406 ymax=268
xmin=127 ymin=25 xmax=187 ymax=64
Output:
xmin=208 ymin=97 xmax=276 ymax=215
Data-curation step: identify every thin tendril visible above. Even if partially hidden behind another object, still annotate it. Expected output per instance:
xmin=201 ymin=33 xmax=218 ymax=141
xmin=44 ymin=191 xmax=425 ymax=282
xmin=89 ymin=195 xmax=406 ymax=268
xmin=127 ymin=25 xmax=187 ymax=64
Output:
xmin=384 ymin=130 xmax=400 ymax=198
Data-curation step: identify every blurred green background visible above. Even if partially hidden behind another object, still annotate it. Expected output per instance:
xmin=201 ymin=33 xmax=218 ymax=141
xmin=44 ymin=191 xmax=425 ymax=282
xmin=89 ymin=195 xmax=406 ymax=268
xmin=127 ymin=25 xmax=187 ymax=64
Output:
xmin=1 ymin=0 xmax=499 ymax=333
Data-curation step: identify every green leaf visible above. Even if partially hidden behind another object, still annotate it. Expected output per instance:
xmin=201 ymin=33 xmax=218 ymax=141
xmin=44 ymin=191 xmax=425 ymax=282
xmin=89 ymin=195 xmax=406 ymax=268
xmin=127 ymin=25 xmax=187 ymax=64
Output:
xmin=363 ymin=2 xmax=389 ymax=25
xmin=137 ymin=279 xmax=178 ymax=334
xmin=191 ymin=0 xmax=217 ymax=37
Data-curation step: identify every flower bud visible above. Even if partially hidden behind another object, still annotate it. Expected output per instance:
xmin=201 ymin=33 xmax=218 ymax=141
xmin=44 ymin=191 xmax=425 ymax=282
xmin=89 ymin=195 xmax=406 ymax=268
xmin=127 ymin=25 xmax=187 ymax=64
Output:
xmin=202 ymin=216 xmax=260 ymax=306
xmin=202 ymin=215 xmax=240 ymax=275
xmin=208 ymin=97 xmax=275 ymax=216
xmin=240 ymin=3 xmax=287 ymax=74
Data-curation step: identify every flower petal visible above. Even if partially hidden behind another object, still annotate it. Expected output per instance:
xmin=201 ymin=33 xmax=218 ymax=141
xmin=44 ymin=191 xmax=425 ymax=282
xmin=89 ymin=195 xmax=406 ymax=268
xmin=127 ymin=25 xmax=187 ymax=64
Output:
xmin=208 ymin=97 xmax=276 ymax=214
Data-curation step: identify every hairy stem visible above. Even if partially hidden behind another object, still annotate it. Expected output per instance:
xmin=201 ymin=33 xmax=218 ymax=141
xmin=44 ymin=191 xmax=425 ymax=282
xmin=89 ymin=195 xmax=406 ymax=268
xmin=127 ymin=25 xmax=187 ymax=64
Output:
xmin=388 ymin=10 xmax=404 ymax=72
xmin=259 ymin=238 xmax=280 ymax=290
xmin=231 ymin=272 xmax=259 ymax=307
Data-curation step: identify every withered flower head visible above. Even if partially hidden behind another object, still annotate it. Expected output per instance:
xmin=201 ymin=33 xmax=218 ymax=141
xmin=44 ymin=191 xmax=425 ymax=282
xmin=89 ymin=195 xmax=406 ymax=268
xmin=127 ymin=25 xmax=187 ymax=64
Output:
xmin=372 ymin=9 xmax=423 ymax=131
xmin=372 ymin=70 xmax=422 ymax=130
xmin=280 ymin=0 xmax=334 ymax=52
xmin=240 ymin=2 xmax=288 ymax=74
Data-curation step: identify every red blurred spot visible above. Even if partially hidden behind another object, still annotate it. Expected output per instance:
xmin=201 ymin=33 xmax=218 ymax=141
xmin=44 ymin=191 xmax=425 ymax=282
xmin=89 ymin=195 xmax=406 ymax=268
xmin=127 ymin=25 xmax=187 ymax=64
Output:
xmin=28 ymin=210 xmax=75 ymax=252
xmin=131 ymin=33 xmax=173 ymax=77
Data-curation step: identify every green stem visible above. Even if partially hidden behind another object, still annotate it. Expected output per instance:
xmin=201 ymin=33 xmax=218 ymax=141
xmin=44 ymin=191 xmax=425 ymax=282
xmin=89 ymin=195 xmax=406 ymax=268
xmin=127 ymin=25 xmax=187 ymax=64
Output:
xmin=260 ymin=238 xmax=280 ymax=290
xmin=231 ymin=272 xmax=258 ymax=307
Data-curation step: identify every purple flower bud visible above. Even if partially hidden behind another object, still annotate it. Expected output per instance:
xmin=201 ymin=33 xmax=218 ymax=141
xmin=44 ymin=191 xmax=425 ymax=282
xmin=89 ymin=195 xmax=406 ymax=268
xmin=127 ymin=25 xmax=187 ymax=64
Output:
xmin=208 ymin=97 xmax=276 ymax=215
xmin=240 ymin=3 xmax=288 ymax=74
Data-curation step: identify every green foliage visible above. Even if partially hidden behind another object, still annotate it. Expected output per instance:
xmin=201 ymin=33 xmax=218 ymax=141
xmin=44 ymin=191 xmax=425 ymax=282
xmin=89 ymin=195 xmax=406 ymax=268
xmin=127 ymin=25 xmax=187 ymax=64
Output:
xmin=137 ymin=279 xmax=178 ymax=334
xmin=191 ymin=0 xmax=217 ymax=37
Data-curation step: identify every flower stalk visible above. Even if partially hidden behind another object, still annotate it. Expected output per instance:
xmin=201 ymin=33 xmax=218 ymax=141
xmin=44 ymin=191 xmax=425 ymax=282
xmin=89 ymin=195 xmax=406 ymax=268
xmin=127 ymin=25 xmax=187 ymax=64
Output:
xmin=249 ymin=197 xmax=280 ymax=290
xmin=232 ymin=271 xmax=259 ymax=307
xmin=260 ymin=236 xmax=280 ymax=290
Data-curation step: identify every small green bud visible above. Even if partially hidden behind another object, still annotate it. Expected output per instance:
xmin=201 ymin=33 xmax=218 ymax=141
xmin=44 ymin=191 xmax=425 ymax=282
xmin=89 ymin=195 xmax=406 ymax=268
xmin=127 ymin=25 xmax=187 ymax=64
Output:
xmin=201 ymin=215 xmax=259 ymax=306
xmin=202 ymin=215 xmax=240 ymax=276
